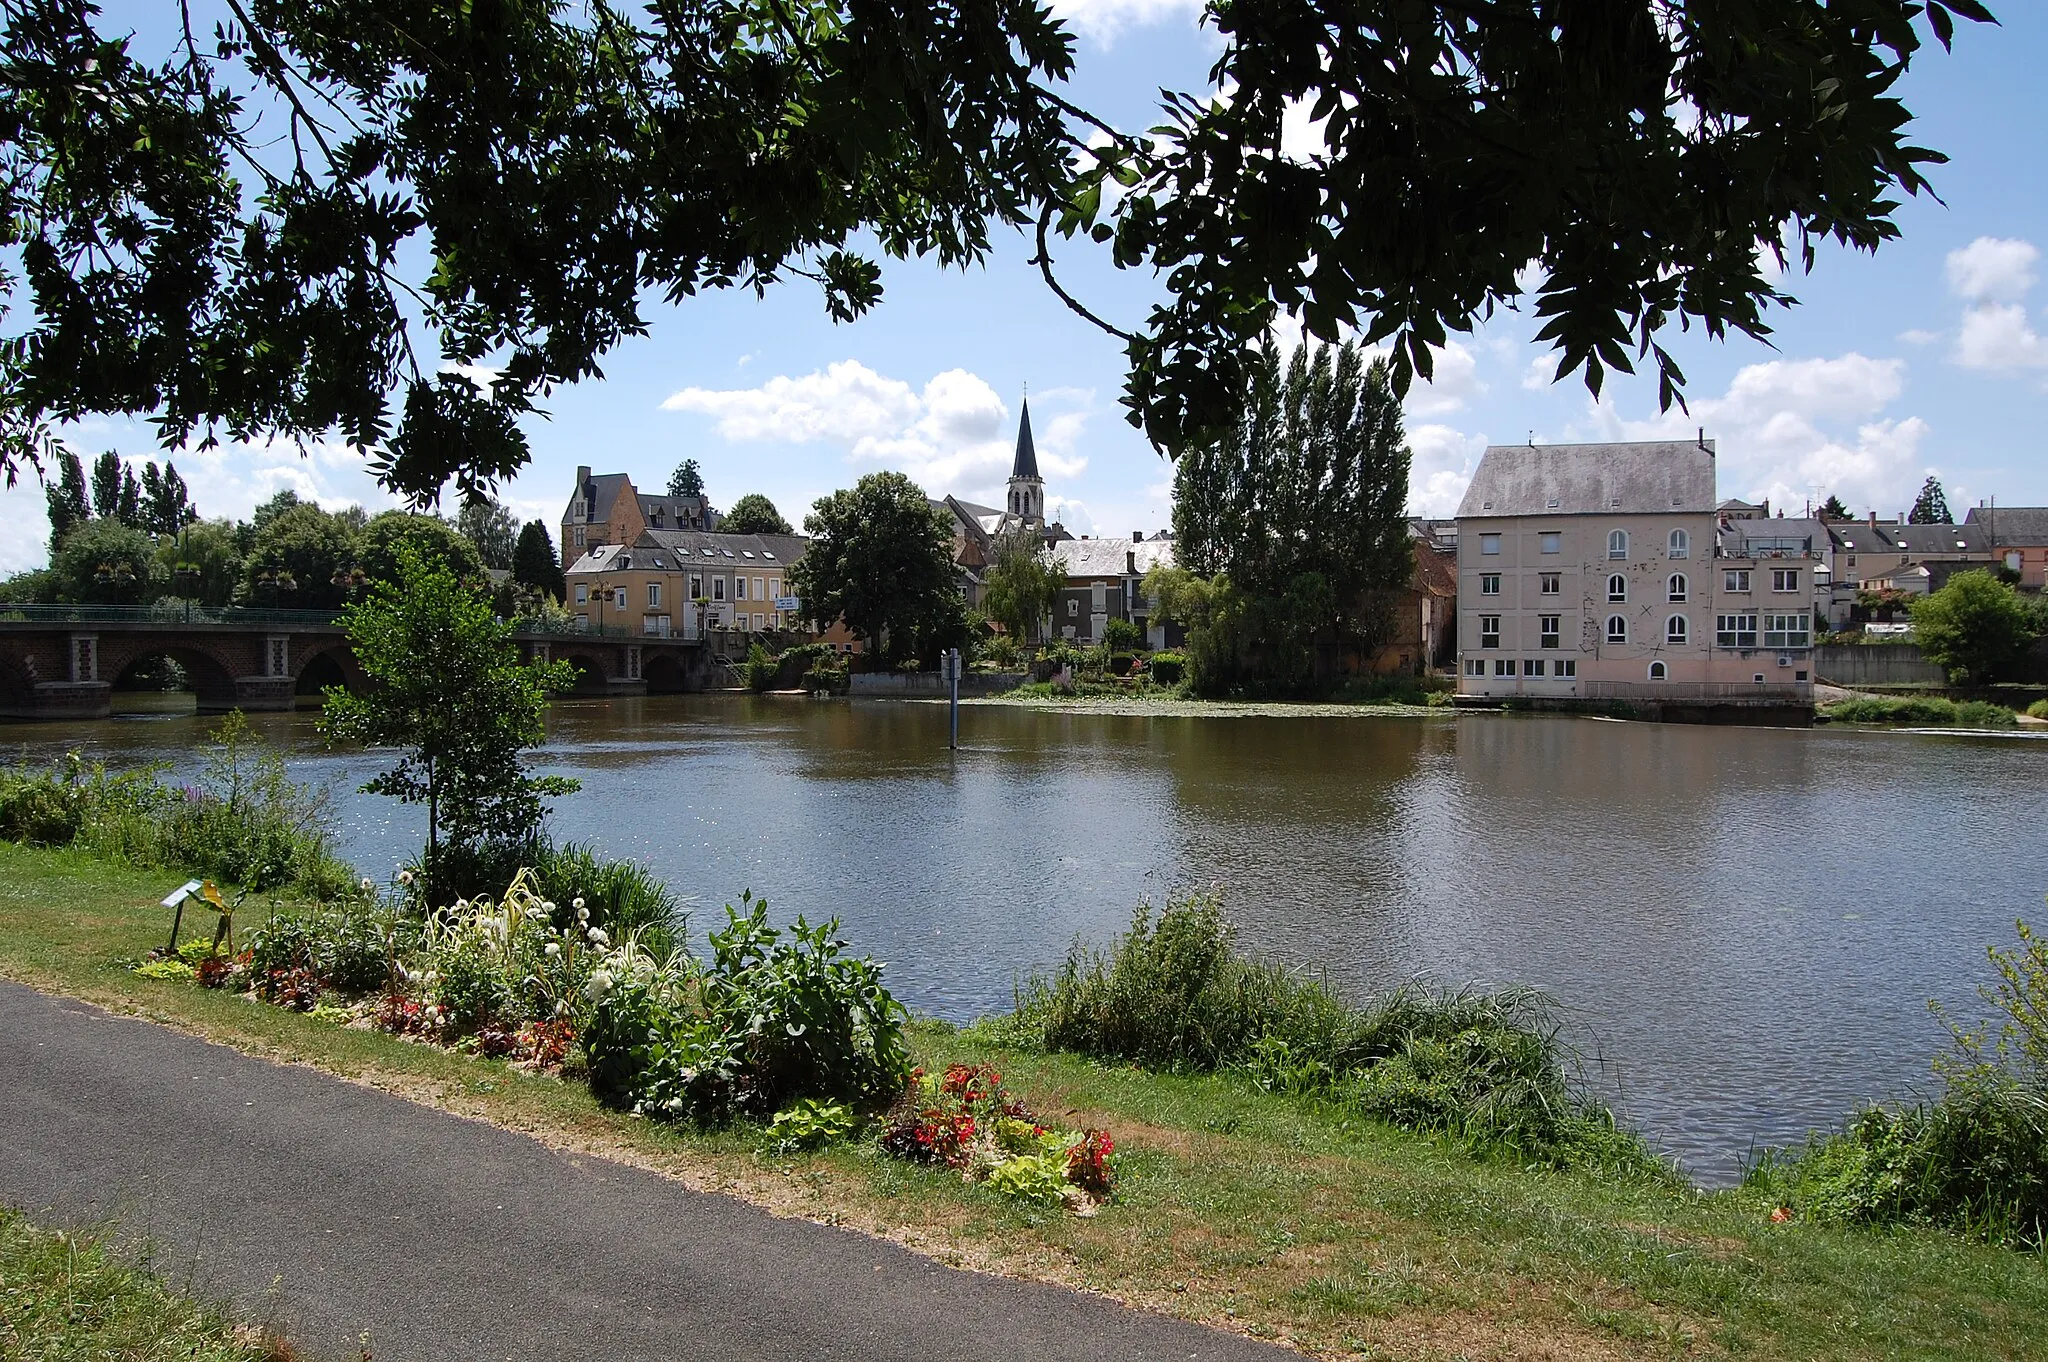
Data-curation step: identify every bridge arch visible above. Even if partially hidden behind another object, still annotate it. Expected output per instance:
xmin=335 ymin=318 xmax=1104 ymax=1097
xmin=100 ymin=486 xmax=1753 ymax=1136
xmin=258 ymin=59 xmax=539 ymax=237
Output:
xmin=557 ymin=650 xmax=611 ymax=695
xmin=643 ymin=650 xmax=690 ymax=694
xmin=292 ymin=640 xmax=363 ymax=700
xmin=102 ymin=640 xmax=239 ymax=710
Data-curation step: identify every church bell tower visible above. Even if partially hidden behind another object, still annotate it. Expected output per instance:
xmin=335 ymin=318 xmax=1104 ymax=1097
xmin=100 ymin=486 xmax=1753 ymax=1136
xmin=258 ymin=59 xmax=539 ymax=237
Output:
xmin=1006 ymin=398 xmax=1044 ymax=523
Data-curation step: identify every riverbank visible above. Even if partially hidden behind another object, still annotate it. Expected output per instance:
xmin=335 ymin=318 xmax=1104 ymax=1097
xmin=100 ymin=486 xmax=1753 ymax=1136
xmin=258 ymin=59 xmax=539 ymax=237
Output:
xmin=4 ymin=844 xmax=2045 ymax=1360
xmin=967 ymin=692 xmax=1445 ymax=719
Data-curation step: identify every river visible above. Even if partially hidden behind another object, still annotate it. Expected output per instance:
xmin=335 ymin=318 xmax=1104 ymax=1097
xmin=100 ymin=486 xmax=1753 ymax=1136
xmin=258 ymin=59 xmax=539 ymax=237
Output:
xmin=5 ymin=694 xmax=2043 ymax=1181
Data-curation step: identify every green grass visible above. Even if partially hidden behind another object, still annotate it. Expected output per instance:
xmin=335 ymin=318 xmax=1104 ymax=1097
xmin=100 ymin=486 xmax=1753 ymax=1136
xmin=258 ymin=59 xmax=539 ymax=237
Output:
xmin=0 ymin=1208 xmax=297 ymax=1361
xmin=4 ymin=842 xmax=2048 ymax=1360
xmin=1821 ymin=697 xmax=2017 ymax=728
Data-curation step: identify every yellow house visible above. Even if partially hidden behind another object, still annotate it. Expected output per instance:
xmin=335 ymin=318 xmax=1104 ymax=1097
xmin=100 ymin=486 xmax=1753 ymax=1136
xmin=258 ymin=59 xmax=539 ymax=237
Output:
xmin=565 ymin=530 xmax=807 ymax=637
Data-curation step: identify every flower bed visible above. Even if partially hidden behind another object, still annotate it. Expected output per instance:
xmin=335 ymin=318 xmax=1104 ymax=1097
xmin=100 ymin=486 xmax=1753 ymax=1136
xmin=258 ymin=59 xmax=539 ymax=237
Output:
xmin=881 ymin=1063 xmax=1115 ymax=1211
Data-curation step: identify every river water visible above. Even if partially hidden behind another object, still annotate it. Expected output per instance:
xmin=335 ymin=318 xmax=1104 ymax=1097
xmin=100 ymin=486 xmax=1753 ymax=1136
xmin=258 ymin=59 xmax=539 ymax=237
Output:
xmin=5 ymin=695 xmax=2043 ymax=1181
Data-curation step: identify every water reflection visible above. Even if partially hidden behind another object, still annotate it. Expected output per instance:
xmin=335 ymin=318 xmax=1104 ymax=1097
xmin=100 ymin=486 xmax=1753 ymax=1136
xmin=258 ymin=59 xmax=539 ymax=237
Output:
xmin=4 ymin=695 xmax=2043 ymax=1181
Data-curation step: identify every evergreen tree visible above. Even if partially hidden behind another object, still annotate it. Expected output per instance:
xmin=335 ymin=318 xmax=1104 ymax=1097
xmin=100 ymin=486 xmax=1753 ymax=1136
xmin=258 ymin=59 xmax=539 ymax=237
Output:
xmin=722 ymin=493 xmax=792 ymax=536
xmin=512 ymin=520 xmax=566 ymax=600
xmin=44 ymin=449 xmax=90 ymax=547
xmin=1819 ymin=494 xmax=1850 ymax=520
xmin=1909 ymin=476 xmax=1952 ymax=524
xmin=667 ymin=458 xmax=705 ymax=499
xmin=90 ymin=452 xmax=122 ymax=520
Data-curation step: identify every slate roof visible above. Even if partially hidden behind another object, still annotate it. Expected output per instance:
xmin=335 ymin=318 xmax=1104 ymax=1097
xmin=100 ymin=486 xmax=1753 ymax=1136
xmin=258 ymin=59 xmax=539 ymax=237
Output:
xmin=1052 ymin=537 xmax=1175 ymax=579
xmin=1965 ymin=506 xmax=2048 ymax=545
xmin=1457 ymin=441 xmax=1717 ymax=518
xmin=1830 ymin=521 xmax=1992 ymax=556
xmin=567 ymin=530 xmax=807 ymax=575
xmin=564 ymin=471 xmax=632 ymax=525
xmin=1012 ymin=400 xmax=1040 ymax=481
xmin=638 ymin=492 xmax=715 ymax=529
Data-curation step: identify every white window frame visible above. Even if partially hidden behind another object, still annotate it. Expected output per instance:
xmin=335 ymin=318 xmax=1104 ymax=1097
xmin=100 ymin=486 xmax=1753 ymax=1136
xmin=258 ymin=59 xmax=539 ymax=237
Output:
xmin=1524 ymin=659 xmax=1546 ymax=677
xmin=713 ymin=577 xmax=727 ymax=602
xmin=1716 ymin=614 xmax=1758 ymax=648
xmin=1606 ymin=614 xmax=1628 ymax=645
xmin=1479 ymin=573 xmax=1501 ymax=596
xmin=1648 ymin=660 xmax=1668 ymax=680
xmin=1492 ymin=658 xmax=1516 ymax=677
xmin=1067 ymin=598 xmax=1078 ymax=617
xmin=1668 ymin=529 xmax=1689 ymax=559
xmin=1724 ymin=569 xmax=1752 ymax=593
xmin=1608 ymin=530 xmax=1628 ymax=560
xmin=1479 ymin=533 xmax=1502 ymax=555
xmin=1479 ymin=614 xmax=1501 ymax=648
xmin=1668 ymin=572 xmax=1688 ymax=603
xmin=688 ymin=574 xmax=702 ymax=599
xmin=1763 ymin=612 xmax=1812 ymax=648
xmin=1539 ymin=572 xmax=1560 ymax=596
xmin=1463 ymin=657 xmax=1486 ymax=676
xmin=1539 ymin=532 xmax=1561 ymax=555
xmin=647 ymin=582 xmax=661 ymax=608
xmin=1539 ymin=615 xmax=1561 ymax=649
xmin=612 ymin=587 xmax=626 ymax=608
xmin=1666 ymin=614 xmax=1688 ymax=645
xmin=1771 ymin=568 xmax=1800 ymax=593
xmin=1607 ymin=574 xmax=1627 ymax=602
xmin=574 ymin=583 xmax=588 ymax=604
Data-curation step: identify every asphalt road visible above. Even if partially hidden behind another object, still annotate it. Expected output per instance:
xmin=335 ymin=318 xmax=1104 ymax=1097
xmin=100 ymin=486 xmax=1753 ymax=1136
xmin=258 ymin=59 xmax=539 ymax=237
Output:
xmin=0 ymin=980 xmax=1288 ymax=1362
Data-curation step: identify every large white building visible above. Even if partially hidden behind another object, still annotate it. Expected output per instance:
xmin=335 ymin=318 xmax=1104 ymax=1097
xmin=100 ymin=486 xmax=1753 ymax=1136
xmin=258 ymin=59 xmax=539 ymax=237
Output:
xmin=1455 ymin=440 xmax=1815 ymax=702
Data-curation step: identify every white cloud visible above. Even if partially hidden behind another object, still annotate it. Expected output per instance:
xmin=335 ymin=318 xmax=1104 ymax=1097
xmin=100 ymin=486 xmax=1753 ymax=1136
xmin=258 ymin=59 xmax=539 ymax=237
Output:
xmin=661 ymin=360 xmax=920 ymax=443
xmin=1404 ymin=340 xmax=1485 ymax=417
xmin=1406 ymin=423 xmax=1485 ymax=518
xmin=1896 ymin=328 xmax=1939 ymax=346
xmin=1953 ymin=302 xmax=2048 ymax=373
xmin=1946 ymin=237 xmax=2040 ymax=303
xmin=665 ymin=360 xmax=1086 ymax=506
xmin=1046 ymin=0 xmax=1204 ymax=44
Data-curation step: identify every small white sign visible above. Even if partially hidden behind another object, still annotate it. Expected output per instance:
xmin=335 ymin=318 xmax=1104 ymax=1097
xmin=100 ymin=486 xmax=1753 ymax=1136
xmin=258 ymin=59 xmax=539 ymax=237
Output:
xmin=775 ymin=595 xmax=801 ymax=612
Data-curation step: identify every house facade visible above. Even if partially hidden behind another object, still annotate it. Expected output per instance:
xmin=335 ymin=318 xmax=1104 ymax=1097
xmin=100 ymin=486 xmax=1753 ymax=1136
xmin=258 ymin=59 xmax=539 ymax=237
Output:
xmin=565 ymin=530 xmax=805 ymax=637
xmin=1963 ymin=506 xmax=2048 ymax=588
xmin=1050 ymin=535 xmax=1176 ymax=646
xmin=1455 ymin=440 xmax=1815 ymax=701
xmin=560 ymin=466 xmax=717 ymax=562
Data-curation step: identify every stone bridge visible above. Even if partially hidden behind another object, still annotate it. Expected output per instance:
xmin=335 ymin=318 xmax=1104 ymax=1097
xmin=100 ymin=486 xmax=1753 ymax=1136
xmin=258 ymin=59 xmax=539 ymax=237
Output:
xmin=0 ymin=607 xmax=712 ymax=720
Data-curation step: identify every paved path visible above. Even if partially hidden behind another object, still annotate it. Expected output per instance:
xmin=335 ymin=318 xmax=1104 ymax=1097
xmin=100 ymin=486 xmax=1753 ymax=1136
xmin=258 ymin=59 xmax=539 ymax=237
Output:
xmin=0 ymin=981 xmax=1286 ymax=1361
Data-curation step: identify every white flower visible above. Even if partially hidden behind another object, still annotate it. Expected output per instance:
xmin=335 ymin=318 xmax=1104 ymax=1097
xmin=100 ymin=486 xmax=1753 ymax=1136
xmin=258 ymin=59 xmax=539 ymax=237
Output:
xmin=428 ymin=1005 xmax=443 ymax=1019
xmin=587 ymin=928 xmax=609 ymax=946
xmin=397 ymin=870 xmax=415 ymax=886
xmin=541 ymin=901 xmax=557 ymax=914
xmin=572 ymin=896 xmax=586 ymax=911
xmin=359 ymin=877 xmax=375 ymax=892
xmin=455 ymin=899 xmax=469 ymax=912
xmin=544 ymin=942 xmax=561 ymax=958
xmin=584 ymin=970 xmax=614 ymax=1002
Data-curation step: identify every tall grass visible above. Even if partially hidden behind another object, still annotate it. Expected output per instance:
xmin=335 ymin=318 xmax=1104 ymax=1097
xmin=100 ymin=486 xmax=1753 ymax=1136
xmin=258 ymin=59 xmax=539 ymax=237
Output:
xmin=1002 ymin=894 xmax=1659 ymax=1173
xmin=0 ymin=712 xmax=354 ymax=900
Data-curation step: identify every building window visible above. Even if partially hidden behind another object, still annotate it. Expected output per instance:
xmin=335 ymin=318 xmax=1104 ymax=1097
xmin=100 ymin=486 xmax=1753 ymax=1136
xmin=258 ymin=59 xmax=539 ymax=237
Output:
xmin=1493 ymin=658 xmax=1516 ymax=676
xmin=647 ymin=582 xmax=661 ymax=608
xmin=713 ymin=577 xmax=726 ymax=601
xmin=1648 ymin=661 xmax=1668 ymax=680
xmin=1724 ymin=569 xmax=1752 ymax=593
xmin=1539 ymin=615 xmax=1560 ymax=649
xmin=1608 ymin=530 xmax=1628 ymax=560
xmin=1480 ymin=573 xmax=1501 ymax=595
xmin=1668 ymin=529 xmax=1689 ymax=559
xmin=1772 ymin=568 xmax=1799 ymax=593
xmin=1666 ymin=614 xmax=1688 ymax=644
xmin=1479 ymin=533 xmax=1501 ymax=555
xmin=1539 ymin=572 xmax=1560 ymax=596
xmin=1716 ymin=613 xmax=1758 ymax=648
xmin=1847 ymin=554 xmax=1857 ymax=568
xmin=1480 ymin=615 xmax=1501 ymax=648
xmin=754 ymin=613 xmax=765 ymax=630
xmin=1539 ymin=532 xmax=1561 ymax=555
xmin=1606 ymin=615 xmax=1627 ymax=644
xmin=1525 ymin=659 xmax=1546 ymax=677
xmin=1556 ymin=659 xmax=1577 ymax=678
xmin=735 ymin=575 xmax=747 ymax=601
xmin=689 ymin=574 xmax=702 ymax=599
xmin=1763 ymin=612 xmax=1812 ymax=648
xmin=1463 ymin=657 xmax=1485 ymax=676
xmin=574 ymin=584 xmax=588 ymax=604
xmin=1668 ymin=572 xmax=1688 ymax=603
xmin=755 ymin=577 xmax=766 ymax=601
xmin=1067 ymin=598 xmax=1078 ymax=617
xmin=574 ymin=527 xmax=585 ymax=548
xmin=612 ymin=588 xmax=626 ymax=608
xmin=1607 ymin=574 xmax=1627 ymax=602
xmin=770 ymin=577 xmax=781 ymax=598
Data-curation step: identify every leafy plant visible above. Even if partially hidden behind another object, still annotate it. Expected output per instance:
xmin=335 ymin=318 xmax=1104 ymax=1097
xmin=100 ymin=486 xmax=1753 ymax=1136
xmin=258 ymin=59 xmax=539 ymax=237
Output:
xmin=987 ymin=1153 xmax=1068 ymax=1206
xmin=766 ymin=1098 xmax=862 ymax=1154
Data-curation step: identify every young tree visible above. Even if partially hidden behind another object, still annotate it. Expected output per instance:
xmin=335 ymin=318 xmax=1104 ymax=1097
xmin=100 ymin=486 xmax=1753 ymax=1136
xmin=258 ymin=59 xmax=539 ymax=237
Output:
xmin=981 ymin=529 xmax=1064 ymax=643
xmin=667 ymin=459 xmax=706 ymax=499
xmin=1909 ymin=475 xmax=1953 ymax=524
xmin=456 ymin=499 xmax=521 ymax=569
xmin=320 ymin=544 xmax=578 ymax=900
xmin=792 ymin=472 xmax=961 ymax=660
xmin=1910 ymin=569 xmax=2036 ymax=683
xmin=43 ymin=448 xmax=89 ymax=548
xmin=511 ymin=520 xmax=567 ymax=600
xmin=722 ymin=493 xmax=793 ymax=536
xmin=0 ymin=3 xmax=1989 ymax=500
xmin=1819 ymin=494 xmax=1851 ymax=520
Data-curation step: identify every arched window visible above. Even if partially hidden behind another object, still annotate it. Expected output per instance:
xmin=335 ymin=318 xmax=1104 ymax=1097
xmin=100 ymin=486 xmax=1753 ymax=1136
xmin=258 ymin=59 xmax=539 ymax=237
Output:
xmin=1606 ymin=615 xmax=1628 ymax=644
xmin=1666 ymin=614 xmax=1689 ymax=645
xmin=1648 ymin=661 xmax=1668 ymax=680
xmin=1607 ymin=574 xmax=1627 ymax=602
xmin=1668 ymin=572 xmax=1688 ymax=603
xmin=1608 ymin=529 xmax=1629 ymax=560
xmin=1668 ymin=529 xmax=1690 ymax=559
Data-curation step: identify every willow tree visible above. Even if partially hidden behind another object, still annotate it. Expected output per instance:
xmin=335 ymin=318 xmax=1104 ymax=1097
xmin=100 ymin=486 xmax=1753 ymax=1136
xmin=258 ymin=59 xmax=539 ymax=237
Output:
xmin=981 ymin=530 xmax=1065 ymax=644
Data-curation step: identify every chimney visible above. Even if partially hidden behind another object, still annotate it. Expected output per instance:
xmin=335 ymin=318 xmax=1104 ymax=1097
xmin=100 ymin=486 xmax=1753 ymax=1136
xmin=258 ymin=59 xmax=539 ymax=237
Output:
xmin=1132 ymin=530 xmax=1143 ymax=542
xmin=1126 ymin=550 xmax=1137 ymax=575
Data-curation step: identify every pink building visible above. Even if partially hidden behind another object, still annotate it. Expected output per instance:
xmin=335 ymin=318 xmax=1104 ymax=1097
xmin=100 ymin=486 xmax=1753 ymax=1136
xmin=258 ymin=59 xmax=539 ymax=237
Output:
xmin=1455 ymin=440 xmax=1815 ymax=704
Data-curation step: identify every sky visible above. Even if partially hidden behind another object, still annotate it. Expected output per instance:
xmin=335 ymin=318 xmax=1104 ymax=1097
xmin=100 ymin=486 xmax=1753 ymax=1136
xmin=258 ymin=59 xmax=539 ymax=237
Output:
xmin=2 ymin=1 xmax=2043 ymax=574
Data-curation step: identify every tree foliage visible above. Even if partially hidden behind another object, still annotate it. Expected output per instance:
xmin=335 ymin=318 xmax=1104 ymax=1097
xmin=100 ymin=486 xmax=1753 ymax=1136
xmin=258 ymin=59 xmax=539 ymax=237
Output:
xmin=1910 ymin=569 xmax=2036 ymax=684
xmin=1165 ymin=341 xmax=1412 ymax=693
xmin=511 ymin=519 xmax=565 ymax=600
xmin=456 ymin=499 xmax=520 ymax=570
xmin=981 ymin=528 xmax=1064 ymax=643
xmin=791 ymin=472 xmax=961 ymax=660
xmin=1820 ymin=494 xmax=1851 ymax=520
xmin=356 ymin=512 xmax=484 ymax=589
xmin=1910 ymin=475 xmax=1953 ymax=524
xmin=320 ymin=544 xmax=578 ymax=899
xmin=667 ymin=459 xmax=706 ymax=500
xmin=49 ymin=517 xmax=156 ymax=604
xmin=243 ymin=502 xmax=358 ymax=608
xmin=42 ymin=448 xmax=89 ymax=547
xmin=721 ymin=493 xmax=792 ymax=536
xmin=0 ymin=1 xmax=1991 ymax=499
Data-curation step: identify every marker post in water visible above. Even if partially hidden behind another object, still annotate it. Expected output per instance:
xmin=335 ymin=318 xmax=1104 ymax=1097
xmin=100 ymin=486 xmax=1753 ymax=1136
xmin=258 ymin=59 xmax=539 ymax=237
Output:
xmin=944 ymin=648 xmax=961 ymax=749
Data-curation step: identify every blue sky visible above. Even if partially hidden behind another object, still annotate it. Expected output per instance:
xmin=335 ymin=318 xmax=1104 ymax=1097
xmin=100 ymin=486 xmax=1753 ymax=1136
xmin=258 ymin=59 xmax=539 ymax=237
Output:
xmin=3 ymin=1 xmax=2042 ymax=572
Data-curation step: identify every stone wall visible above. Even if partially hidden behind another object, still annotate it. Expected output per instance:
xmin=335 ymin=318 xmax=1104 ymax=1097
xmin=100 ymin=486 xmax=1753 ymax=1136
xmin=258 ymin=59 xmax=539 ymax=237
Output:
xmin=848 ymin=671 xmax=1026 ymax=697
xmin=1812 ymin=644 xmax=1947 ymax=687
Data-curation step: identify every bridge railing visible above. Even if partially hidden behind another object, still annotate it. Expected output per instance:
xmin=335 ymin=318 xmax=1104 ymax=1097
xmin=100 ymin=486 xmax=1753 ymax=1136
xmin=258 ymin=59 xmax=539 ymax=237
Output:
xmin=0 ymin=603 xmax=342 ymax=628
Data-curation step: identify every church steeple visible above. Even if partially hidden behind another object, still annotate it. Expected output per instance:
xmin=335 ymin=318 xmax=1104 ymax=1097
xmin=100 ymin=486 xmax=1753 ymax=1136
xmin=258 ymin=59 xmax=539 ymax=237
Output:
xmin=1007 ymin=397 xmax=1044 ymax=522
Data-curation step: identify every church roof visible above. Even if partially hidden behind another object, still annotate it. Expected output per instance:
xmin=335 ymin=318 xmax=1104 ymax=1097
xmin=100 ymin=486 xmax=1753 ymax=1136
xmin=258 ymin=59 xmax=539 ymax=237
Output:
xmin=1011 ymin=399 xmax=1040 ymax=481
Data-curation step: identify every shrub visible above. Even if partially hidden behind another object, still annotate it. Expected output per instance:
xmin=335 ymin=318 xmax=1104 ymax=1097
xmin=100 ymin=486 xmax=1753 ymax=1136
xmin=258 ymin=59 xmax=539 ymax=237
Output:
xmin=800 ymin=664 xmax=848 ymax=695
xmin=1008 ymin=896 xmax=1655 ymax=1171
xmin=1823 ymin=697 xmax=1960 ymax=725
xmin=1147 ymin=651 xmax=1186 ymax=685
xmin=2029 ymin=699 xmax=2048 ymax=720
xmin=744 ymin=642 xmax=778 ymax=691
xmin=1109 ymin=652 xmax=1135 ymax=676
xmin=247 ymin=903 xmax=400 ymax=996
xmin=1954 ymin=700 xmax=2018 ymax=729
xmin=1102 ymin=617 xmax=1144 ymax=652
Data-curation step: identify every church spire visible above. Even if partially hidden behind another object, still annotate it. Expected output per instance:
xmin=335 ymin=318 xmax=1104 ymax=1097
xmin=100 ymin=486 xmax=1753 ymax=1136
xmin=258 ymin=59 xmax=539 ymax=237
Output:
xmin=1011 ymin=398 xmax=1040 ymax=481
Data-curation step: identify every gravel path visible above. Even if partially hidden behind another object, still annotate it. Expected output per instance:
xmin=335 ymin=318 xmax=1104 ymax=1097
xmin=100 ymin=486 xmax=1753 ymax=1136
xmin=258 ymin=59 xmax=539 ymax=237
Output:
xmin=0 ymin=980 xmax=1286 ymax=1362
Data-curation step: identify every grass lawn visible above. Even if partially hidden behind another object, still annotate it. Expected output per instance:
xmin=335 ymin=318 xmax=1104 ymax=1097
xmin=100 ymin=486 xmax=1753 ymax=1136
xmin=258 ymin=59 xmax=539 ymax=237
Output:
xmin=3 ymin=841 xmax=2044 ymax=1361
